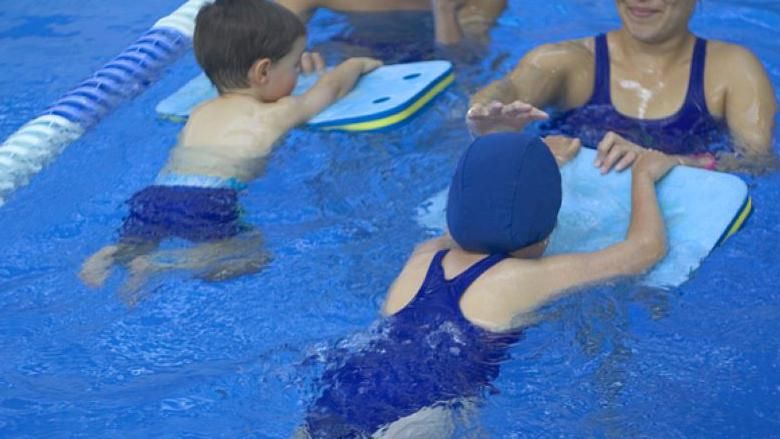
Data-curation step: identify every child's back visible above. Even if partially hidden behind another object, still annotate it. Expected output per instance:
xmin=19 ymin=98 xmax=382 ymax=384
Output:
xmin=302 ymin=132 xmax=675 ymax=437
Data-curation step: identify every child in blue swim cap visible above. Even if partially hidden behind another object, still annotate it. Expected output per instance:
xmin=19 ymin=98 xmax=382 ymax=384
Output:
xmin=300 ymin=131 xmax=677 ymax=438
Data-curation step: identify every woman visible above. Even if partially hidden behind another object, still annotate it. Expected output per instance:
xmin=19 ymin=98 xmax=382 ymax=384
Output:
xmin=469 ymin=0 xmax=777 ymax=173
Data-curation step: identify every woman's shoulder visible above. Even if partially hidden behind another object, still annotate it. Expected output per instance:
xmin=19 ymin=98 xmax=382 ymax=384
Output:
xmin=705 ymin=39 xmax=765 ymax=67
xmin=519 ymin=36 xmax=595 ymax=68
xmin=704 ymin=39 xmax=771 ymax=87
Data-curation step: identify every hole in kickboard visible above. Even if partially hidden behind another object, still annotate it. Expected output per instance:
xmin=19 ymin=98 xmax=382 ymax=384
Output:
xmin=403 ymin=73 xmax=421 ymax=80
xmin=372 ymin=97 xmax=391 ymax=104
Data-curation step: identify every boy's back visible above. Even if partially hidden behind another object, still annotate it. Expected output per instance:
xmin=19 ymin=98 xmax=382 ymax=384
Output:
xmin=168 ymin=95 xmax=295 ymax=182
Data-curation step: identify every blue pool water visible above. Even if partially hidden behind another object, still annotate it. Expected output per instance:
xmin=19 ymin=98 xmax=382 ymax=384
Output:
xmin=1 ymin=1 xmax=779 ymax=437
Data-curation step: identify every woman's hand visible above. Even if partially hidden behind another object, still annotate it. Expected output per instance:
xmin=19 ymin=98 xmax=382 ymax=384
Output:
xmin=466 ymin=100 xmax=549 ymax=136
xmin=543 ymin=135 xmax=581 ymax=166
xmin=594 ymin=131 xmax=646 ymax=174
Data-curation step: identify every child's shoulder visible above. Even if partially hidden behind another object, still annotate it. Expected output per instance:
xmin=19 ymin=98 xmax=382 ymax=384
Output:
xmin=190 ymin=95 xmax=264 ymax=120
xmin=186 ymin=96 xmax=285 ymax=134
xmin=180 ymin=95 xmax=292 ymax=155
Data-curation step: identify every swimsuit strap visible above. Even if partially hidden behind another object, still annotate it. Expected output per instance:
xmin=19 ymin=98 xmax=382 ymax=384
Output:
xmin=420 ymin=249 xmax=451 ymax=288
xmin=589 ymin=33 xmax=612 ymax=105
xmin=423 ymin=249 xmax=507 ymax=299
xmin=685 ymin=37 xmax=709 ymax=112
xmin=446 ymin=252 xmax=507 ymax=299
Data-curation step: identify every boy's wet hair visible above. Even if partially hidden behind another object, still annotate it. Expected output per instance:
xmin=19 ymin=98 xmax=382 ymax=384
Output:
xmin=194 ymin=0 xmax=306 ymax=93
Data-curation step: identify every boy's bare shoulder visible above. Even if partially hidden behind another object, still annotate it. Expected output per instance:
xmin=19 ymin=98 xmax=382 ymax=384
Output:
xmin=181 ymin=96 xmax=288 ymax=148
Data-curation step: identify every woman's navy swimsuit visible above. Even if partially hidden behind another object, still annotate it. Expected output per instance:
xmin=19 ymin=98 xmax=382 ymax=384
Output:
xmin=542 ymin=34 xmax=729 ymax=155
xmin=305 ymin=249 xmax=522 ymax=437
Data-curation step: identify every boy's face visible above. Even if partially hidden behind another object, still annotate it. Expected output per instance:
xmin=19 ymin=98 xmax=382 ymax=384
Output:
xmin=262 ymin=37 xmax=307 ymax=101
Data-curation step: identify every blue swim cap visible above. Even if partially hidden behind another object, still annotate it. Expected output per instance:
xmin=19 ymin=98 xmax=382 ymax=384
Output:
xmin=447 ymin=132 xmax=562 ymax=254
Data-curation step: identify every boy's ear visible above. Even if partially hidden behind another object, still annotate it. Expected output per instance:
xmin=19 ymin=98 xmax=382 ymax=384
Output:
xmin=248 ymin=58 xmax=273 ymax=87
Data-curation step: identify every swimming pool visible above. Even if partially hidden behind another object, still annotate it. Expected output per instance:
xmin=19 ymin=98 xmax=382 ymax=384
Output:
xmin=1 ymin=0 xmax=779 ymax=437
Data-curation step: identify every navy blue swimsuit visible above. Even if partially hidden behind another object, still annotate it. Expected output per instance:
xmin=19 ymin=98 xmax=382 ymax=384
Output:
xmin=305 ymin=250 xmax=522 ymax=437
xmin=119 ymin=178 xmax=248 ymax=244
xmin=542 ymin=34 xmax=729 ymax=154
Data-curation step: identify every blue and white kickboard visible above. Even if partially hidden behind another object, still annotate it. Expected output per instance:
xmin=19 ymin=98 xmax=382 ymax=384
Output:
xmin=156 ymin=60 xmax=454 ymax=131
xmin=416 ymin=148 xmax=751 ymax=288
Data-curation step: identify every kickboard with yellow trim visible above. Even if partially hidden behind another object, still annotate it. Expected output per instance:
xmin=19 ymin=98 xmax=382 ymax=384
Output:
xmin=156 ymin=61 xmax=454 ymax=131
xmin=415 ymin=147 xmax=751 ymax=288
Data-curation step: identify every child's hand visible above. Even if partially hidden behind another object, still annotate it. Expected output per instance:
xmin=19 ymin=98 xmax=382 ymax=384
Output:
xmin=632 ymin=150 xmax=680 ymax=183
xmin=466 ymin=100 xmax=549 ymax=136
xmin=300 ymin=52 xmax=325 ymax=75
xmin=543 ymin=135 xmax=581 ymax=166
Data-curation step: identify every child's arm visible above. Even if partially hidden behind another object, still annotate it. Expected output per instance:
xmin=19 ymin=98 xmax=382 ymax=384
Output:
xmin=504 ymin=151 xmax=677 ymax=315
xmin=275 ymin=57 xmax=382 ymax=130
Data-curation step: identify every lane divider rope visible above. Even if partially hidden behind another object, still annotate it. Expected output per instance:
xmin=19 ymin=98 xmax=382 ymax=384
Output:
xmin=0 ymin=0 xmax=213 ymax=206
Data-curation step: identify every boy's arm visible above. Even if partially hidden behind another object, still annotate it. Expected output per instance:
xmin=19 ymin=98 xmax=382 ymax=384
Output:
xmin=274 ymin=57 xmax=382 ymax=131
xmin=503 ymin=152 xmax=676 ymax=315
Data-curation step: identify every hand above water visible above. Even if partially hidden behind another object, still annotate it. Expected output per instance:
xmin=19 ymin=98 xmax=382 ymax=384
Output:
xmin=594 ymin=131 xmax=647 ymax=174
xmin=466 ymin=100 xmax=549 ymax=136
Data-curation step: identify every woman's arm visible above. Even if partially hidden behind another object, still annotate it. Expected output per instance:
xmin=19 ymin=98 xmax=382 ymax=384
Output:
xmin=470 ymin=41 xmax=583 ymax=107
xmin=457 ymin=0 xmax=506 ymax=42
xmin=720 ymin=45 xmax=777 ymax=158
xmin=431 ymin=0 xmax=464 ymax=45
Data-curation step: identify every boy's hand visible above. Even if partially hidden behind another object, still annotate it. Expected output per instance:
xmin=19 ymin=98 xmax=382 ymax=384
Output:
xmin=300 ymin=52 xmax=325 ymax=74
xmin=466 ymin=100 xmax=549 ymax=136
xmin=543 ymin=135 xmax=581 ymax=166
xmin=632 ymin=150 xmax=680 ymax=183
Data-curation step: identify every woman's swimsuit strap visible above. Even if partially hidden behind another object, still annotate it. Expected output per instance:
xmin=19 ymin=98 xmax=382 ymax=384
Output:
xmin=589 ymin=33 xmax=710 ymax=117
xmin=540 ymin=33 xmax=725 ymax=155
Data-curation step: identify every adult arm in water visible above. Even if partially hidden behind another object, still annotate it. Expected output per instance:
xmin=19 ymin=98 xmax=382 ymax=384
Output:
xmin=276 ymin=0 xmax=506 ymax=45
